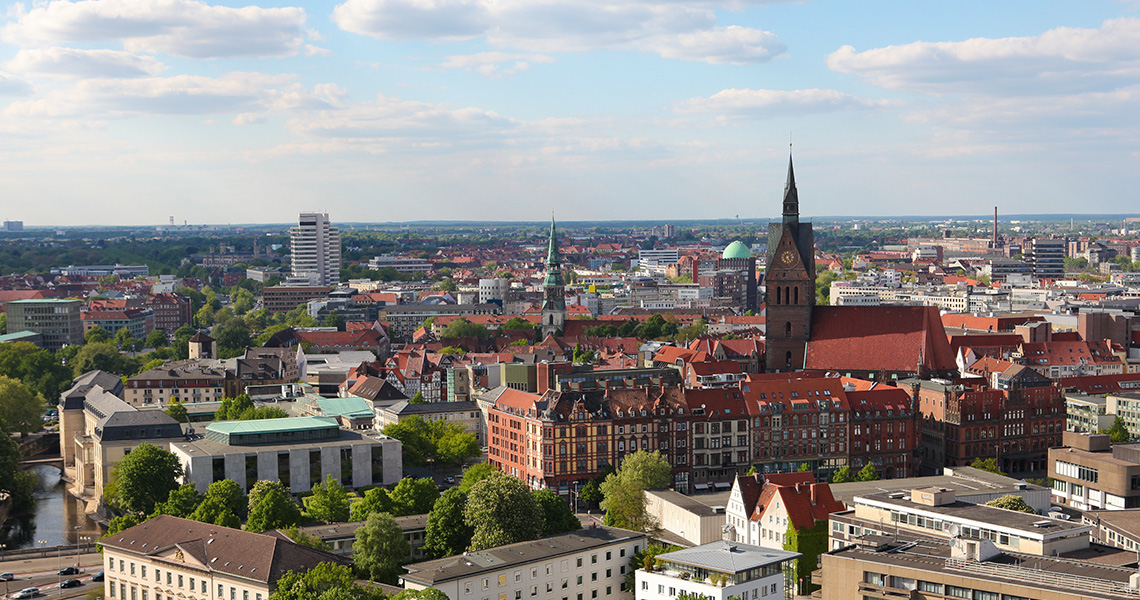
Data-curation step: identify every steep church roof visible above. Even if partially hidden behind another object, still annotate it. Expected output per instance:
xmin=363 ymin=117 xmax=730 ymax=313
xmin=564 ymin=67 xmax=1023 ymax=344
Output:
xmin=805 ymin=306 xmax=957 ymax=373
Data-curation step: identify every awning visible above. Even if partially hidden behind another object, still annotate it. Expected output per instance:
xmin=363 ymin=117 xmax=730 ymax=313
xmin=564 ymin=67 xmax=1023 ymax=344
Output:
xmin=693 ymin=483 xmax=710 ymax=491
xmin=713 ymin=482 xmax=731 ymax=490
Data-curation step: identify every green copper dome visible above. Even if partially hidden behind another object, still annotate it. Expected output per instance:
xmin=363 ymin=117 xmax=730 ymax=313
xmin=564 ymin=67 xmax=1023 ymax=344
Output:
xmin=722 ymin=240 xmax=751 ymax=259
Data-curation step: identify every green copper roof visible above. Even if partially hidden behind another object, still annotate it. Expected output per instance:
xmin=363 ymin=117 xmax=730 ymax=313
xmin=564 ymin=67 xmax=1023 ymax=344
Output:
xmin=722 ymin=241 xmax=752 ymax=259
xmin=206 ymin=416 xmax=338 ymax=435
xmin=543 ymin=216 xmax=565 ymax=288
xmin=315 ymin=396 xmax=374 ymax=419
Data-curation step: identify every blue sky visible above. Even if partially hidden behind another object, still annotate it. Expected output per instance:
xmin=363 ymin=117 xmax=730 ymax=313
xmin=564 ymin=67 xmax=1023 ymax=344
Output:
xmin=0 ymin=0 xmax=1137 ymax=226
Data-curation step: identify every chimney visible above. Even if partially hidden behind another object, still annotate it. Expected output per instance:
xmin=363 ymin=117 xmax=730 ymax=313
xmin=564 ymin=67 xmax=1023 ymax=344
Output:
xmin=810 ymin=483 xmax=820 ymax=505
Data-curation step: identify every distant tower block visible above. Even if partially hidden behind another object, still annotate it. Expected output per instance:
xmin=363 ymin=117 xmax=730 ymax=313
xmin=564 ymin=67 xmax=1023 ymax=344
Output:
xmin=170 ymin=216 xmax=175 ymax=227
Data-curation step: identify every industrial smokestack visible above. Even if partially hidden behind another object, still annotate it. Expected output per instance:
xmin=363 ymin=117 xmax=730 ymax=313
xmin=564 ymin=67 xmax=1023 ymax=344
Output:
xmin=993 ymin=207 xmax=998 ymax=245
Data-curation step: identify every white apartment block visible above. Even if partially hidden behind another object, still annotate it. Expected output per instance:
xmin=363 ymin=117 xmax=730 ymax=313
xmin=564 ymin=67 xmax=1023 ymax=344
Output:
xmin=290 ymin=212 xmax=341 ymax=287
xmin=100 ymin=515 xmax=343 ymax=600
xmin=635 ymin=541 xmax=798 ymax=600
xmin=401 ymin=525 xmax=647 ymax=600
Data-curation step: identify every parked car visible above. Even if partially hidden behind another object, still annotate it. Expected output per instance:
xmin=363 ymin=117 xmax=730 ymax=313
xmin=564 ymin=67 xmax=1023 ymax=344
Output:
xmin=91 ymin=572 xmax=105 ymax=582
xmin=58 ymin=567 xmax=79 ymax=576
xmin=12 ymin=587 xmax=39 ymax=598
xmin=60 ymin=579 xmax=82 ymax=589
xmin=444 ymin=476 xmax=456 ymax=484
xmin=0 ymin=572 xmax=15 ymax=581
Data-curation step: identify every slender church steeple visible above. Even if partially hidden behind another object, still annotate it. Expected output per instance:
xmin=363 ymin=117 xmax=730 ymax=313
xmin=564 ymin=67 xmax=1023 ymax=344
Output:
xmin=782 ymin=154 xmax=799 ymax=228
xmin=541 ymin=215 xmax=566 ymax=338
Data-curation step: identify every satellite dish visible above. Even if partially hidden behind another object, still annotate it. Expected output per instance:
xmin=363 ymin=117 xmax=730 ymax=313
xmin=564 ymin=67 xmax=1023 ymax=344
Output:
xmin=946 ymin=523 xmax=961 ymax=538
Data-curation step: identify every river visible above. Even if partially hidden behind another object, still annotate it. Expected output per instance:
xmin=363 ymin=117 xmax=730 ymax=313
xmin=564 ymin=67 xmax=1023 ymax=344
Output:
xmin=1 ymin=465 xmax=104 ymax=549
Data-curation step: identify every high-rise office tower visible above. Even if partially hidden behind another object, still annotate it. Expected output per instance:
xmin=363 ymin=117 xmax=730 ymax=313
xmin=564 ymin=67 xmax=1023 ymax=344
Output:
xmin=290 ymin=212 xmax=341 ymax=286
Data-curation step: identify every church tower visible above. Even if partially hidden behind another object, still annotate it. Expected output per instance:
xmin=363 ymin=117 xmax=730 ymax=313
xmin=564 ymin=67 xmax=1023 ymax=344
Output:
xmin=541 ymin=216 xmax=566 ymax=338
xmin=765 ymin=155 xmax=816 ymax=371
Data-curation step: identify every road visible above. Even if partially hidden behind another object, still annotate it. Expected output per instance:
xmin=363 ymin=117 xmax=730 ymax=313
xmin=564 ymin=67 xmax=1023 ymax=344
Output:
xmin=0 ymin=551 xmax=104 ymax=600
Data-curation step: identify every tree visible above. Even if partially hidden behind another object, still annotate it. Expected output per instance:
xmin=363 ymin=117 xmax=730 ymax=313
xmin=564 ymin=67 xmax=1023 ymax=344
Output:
xmin=624 ymin=542 xmax=680 ymax=589
xmin=600 ymin=451 xmax=672 ymax=533
xmin=322 ymin=313 xmax=346 ymax=331
xmin=0 ymin=341 xmax=74 ymax=402
xmin=408 ymin=391 xmax=427 ymax=404
xmin=152 ymin=484 xmax=202 ymax=518
xmin=798 ymin=462 xmax=812 ymax=472
xmin=829 ymin=466 xmax=853 ymax=484
xmin=248 ymin=480 xmax=292 ymax=513
xmin=501 ymin=317 xmax=536 ymax=332
xmin=390 ymin=477 xmax=440 ymax=517
xmin=464 ymin=472 xmax=543 ymax=550
xmin=85 ymin=325 xmax=111 ymax=344
xmin=115 ymin=326 xmax=137 ymax=349
xmin=579 ymin=479 xmax=602 ymax=507
xmin=969 ymin=458 xmax=1006 ymax=476
xmin=70 ymin=342 xmax=138 ymax=378
xmin=305 ymin=476 xmax=351 ymax=523
xmin=0 ymin=423 xmax=36 ymax=515
xmin=0 ymin=376 xmax=45 ymax=436
xmin=202 ymin=479 xmax=247 ymax=518
xmin=985 ymin=494 xmax=1036 ymax=514
xmin=534 ymin=489 xmax=581 ymax=536
xmin=351 ymin=487 xmax=395 ymax=521
xmin=269 ymin=562 xmax=385 ymax=600
xmin=353 ymin=511 xmax=411 ymax=584
xmin=437 ymin=429 xmax=481 ymax=466
xmin=247 ymin=487 xmax=304 ymax=532
xmin=423 ymin=488 xmax=473 ymax=559
xmin=855 ymin=462 xmax=879 ymax=482
xmin=439 ymin=318 xmax=489 ymax=339
xmin=165 ymin=399 xmax=189 ymax=423
xmin=108 ymin=443 xmax=183 ymax=515
xmin=458 ymin=463 xmax=496 ymax=493
xmin=1101 ymin=416 xmax=1131 ymax=443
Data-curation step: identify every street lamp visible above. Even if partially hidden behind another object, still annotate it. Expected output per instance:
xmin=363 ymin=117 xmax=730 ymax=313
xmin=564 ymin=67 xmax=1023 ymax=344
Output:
xmin=1 ymin=543 xmax=8 ymax=598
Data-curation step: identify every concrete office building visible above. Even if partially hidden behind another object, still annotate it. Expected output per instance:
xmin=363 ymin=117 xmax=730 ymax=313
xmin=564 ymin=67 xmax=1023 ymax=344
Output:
xmin=401 ymin=525 xmax=647 ymax=600
xmin=636 ymin=540 xmax=798 ymax=600
xmin=1049 ymin=431 xmax=1140 ymax=510
xmin=290 ymin=212 xmax=341 ymax=286
xmin=170 ymin=416 xmax=402 ymax=493
xmin=5 ymin=298 xmax=83 ymax=349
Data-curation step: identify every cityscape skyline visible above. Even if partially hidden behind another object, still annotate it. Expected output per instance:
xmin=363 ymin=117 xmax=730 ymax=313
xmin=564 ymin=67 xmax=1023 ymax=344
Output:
xmin=0 ymin=1 xmax=1138 ymax=225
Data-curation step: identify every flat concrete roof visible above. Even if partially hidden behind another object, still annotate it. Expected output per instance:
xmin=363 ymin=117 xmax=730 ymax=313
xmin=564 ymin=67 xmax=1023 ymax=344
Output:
xmin=829 ymin=467 xmax=1046 ymax=507
xmin=645 ymin=489 xmax=731 ymax=517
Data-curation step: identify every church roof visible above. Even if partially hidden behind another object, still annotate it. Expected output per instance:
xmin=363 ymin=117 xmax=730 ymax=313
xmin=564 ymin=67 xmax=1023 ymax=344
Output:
xmin=805 ymin=306 xmax=956 ymax=373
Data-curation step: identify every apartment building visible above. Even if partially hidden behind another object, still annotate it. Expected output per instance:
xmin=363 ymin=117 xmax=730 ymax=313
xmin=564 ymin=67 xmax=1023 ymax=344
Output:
xmin=100 ymin=515 xmax=345 ymax=600
xmin=262 ymin=285 xmax=333 ymax=314
xmin=125 ymin=360 xmax=228 ymax=406
xmin=82 ymin=307 xmax=156 ymax=340
xmin=290 ymin=212 xmax=341 ymax=286
xmin=401 ymin=525 xmax=647 ymax=600
xmin=635 ymin=540 xmax=798 ymax=600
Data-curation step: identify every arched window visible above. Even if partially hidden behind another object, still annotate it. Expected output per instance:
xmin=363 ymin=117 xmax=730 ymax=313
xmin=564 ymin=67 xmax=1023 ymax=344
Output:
xmin=793 ymin=286 xmax=799 ymax=305
xmin=776 ymin=287 xmax=782 ymax=305
xmin=784 ymin=322 xmax=792 ymax=338
xmin=785 ymin=351 xmax=793 ymax=369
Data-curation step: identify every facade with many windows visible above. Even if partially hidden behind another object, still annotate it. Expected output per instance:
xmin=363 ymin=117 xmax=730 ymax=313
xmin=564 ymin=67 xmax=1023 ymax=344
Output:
xmin=169 ymin=417 xmax=402 ymax=493
xmin=100 ymin=515 xmax=346 ymax=600
xmin=401 ymin=525 xmax=646 ymax=600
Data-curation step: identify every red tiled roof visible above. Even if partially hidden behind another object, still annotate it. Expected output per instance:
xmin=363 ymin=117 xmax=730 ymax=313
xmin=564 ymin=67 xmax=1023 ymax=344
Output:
xmin=805 ymin=306 xmax=956 ymax=373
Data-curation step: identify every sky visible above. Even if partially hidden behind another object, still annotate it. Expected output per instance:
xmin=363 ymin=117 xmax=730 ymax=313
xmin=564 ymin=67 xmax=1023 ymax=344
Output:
xmin=1 ymin=0 xmax=1138 ymax=226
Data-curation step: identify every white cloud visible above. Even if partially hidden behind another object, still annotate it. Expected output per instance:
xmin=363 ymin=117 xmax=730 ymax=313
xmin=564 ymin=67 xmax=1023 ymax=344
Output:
xmin=332 ymin=0 xmax=786 ymax=64
xmin=439 ymin=51 xmax=555 ymax=76
xmin=2 ymin=0 xmax=312 ymax=59
xmin=5 ymin=47 xmax=166 ymax=78
xmin=3 ymin=72 xmax=345 ymax=120
xmin=0 ymin=70 xmax=32 ymax=95
xmin=827 ymin=17 xmax=1140 ymax=95
xmin=677 ymin=88 xmax=896 ymax=117
xmin=288 ymin=93 xmax=519 ymax=147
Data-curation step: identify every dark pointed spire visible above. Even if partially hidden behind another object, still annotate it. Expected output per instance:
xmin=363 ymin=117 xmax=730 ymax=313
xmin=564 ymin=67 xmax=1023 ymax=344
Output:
xmin=782 ymin=153 xmax=799 ymax=227
xmin=544 ymin=215 xmax=564 ymax=287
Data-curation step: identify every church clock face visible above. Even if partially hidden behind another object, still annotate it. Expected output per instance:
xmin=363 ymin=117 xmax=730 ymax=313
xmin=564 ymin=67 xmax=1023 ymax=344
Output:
xmin=778 ymin=248 xmax=796 ymax=267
